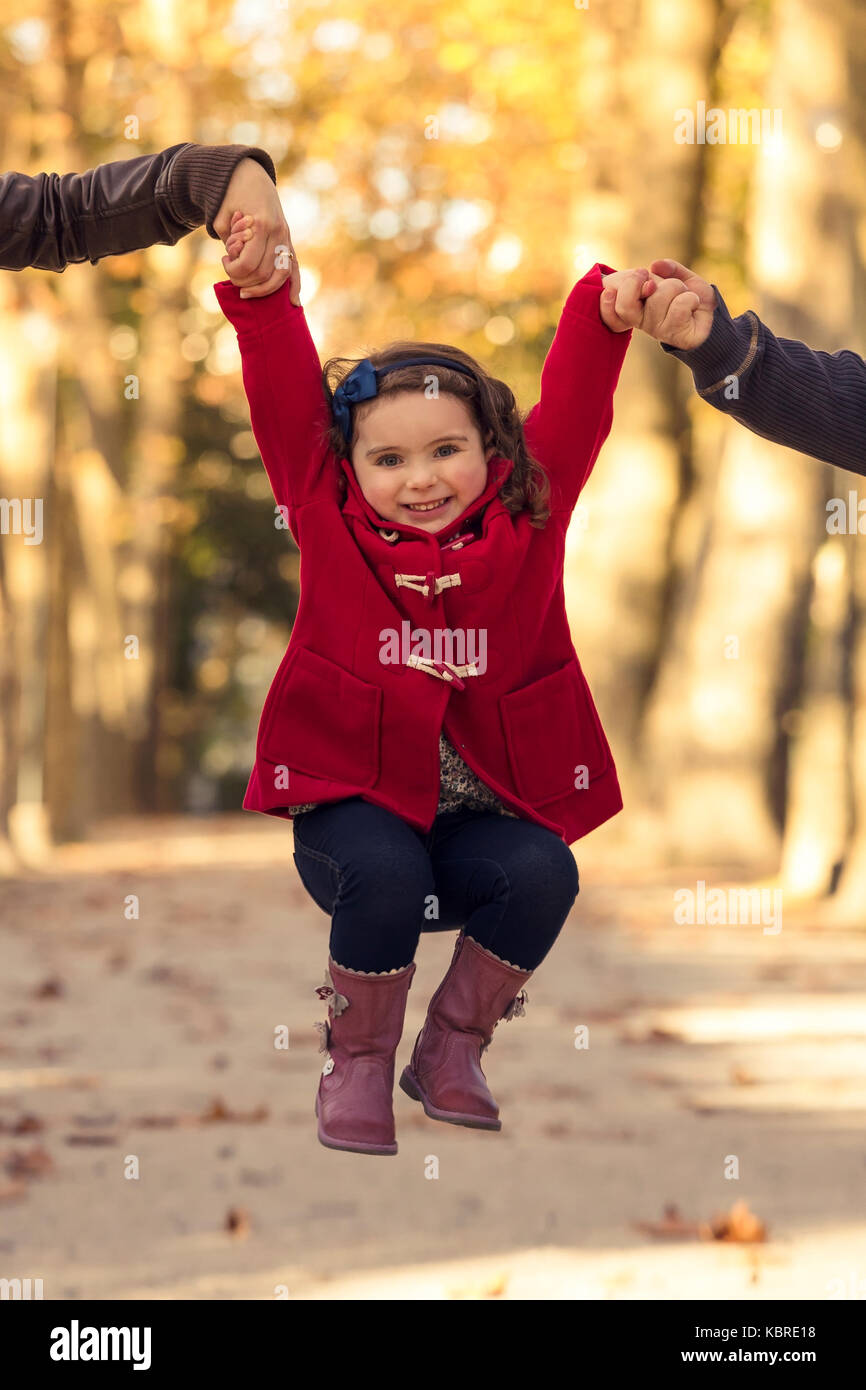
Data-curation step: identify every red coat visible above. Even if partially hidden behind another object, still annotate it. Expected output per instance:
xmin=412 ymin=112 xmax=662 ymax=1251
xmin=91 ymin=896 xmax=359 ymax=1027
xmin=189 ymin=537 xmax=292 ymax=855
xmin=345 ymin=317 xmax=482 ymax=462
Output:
xmin=214 ymin=263 xmax=631 ymax=845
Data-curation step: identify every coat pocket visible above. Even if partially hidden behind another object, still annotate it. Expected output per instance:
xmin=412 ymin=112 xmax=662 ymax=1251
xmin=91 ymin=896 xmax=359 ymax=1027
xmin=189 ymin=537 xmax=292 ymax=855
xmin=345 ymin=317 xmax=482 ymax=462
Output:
xmin=258 ymin=646 xmax=382 ymax=788
xmin=499 ymin=658 xmax=610 ymax=805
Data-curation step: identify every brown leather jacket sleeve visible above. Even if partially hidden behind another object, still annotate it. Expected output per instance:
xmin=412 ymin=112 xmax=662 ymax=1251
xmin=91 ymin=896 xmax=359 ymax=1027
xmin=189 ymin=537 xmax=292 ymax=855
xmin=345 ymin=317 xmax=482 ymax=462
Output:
xmin=0 ymin=142 xmax=277 ymax=272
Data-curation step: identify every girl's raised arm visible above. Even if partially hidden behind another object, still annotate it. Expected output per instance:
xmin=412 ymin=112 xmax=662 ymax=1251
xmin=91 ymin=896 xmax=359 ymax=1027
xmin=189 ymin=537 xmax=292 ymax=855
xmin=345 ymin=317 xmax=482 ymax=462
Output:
xmin=214 ymin=278 xmax=331 ymax=538
xmin=523 ymin=262 xmax=632 ymax=517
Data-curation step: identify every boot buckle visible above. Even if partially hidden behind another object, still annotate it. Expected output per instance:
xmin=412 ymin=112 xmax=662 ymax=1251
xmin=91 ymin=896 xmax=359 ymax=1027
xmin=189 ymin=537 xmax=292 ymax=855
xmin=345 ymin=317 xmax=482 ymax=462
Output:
xmin=503 ymin=988 xmax=529 ymax=1022
xmin=314 ymin=969 xmax=349 ymax=1016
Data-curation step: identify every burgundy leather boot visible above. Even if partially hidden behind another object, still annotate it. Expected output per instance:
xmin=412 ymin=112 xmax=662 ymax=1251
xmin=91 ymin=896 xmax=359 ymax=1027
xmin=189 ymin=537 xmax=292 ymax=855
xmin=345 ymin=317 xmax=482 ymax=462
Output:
xmin=399 ymin=931 xmax=532 ymax=1130
xmin=313 ymin=956 xmax=416 ymax=1155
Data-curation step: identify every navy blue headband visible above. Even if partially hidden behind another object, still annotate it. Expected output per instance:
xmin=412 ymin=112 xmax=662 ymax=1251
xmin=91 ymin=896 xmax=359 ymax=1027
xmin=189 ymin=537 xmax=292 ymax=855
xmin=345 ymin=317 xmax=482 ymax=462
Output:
xmin=331 ymin=355 xmax=476 ymax=444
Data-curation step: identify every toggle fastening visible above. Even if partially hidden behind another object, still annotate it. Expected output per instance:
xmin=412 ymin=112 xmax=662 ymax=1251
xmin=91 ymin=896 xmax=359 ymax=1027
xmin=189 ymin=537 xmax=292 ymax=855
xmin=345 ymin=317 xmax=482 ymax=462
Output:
xmin=404 ymin=655 xmax=480 ymax=690
xmin=394 ymin=571 xmax=462 ymax=601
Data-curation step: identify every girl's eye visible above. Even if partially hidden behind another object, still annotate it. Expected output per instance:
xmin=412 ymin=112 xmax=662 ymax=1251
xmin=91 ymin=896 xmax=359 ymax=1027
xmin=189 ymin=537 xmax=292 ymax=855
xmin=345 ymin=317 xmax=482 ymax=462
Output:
xmin=375 ymin=444 xmax=458 ymax=467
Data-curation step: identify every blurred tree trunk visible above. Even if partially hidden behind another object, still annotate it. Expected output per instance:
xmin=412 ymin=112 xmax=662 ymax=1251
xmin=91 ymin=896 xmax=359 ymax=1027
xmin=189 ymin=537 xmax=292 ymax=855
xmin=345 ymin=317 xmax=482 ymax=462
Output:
xmin=562 ymin=0 xmax=729 ymax=857
xmin=764 ymin=0 xmax=862 ymax=906
xmin=824 ymin=0 xmax=866 ymax=920
xmin=0 ymin=276 xmax=59 ymax=867
xmin=0 ymin=534 xmax=15 ymax=872
xmin=1 ymin=0 xmax=230 ymax=856
xmin=640 ymin=0 xmax=846 ymax=867
xmin=0 ymin=101 xmax=21 ymax=868
xmin=0 ymin=25 xmax=67 ymax=867
xmin=121 ymin=14 xmax=199 ymax=811
xmin=44 ymin=0 xmax=196 ymax=830
xmin=46 ymin=0 xmax=136 ymax=837
xmin=832 ymin=540 xmax=866 ymax=917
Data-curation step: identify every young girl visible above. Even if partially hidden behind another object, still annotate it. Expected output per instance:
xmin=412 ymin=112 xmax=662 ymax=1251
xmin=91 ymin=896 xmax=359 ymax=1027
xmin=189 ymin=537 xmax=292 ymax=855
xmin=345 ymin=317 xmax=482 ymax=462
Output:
xmin=217 ymin=211 xmax=650 ymax=1156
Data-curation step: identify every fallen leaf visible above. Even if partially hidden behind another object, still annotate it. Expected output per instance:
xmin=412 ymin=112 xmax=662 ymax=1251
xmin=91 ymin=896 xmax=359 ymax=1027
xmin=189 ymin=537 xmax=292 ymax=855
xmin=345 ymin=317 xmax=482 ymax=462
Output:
xmin=307 ymin=1201 xmax=359 ymax=1219
xmin=541 ymin=1121 xmax=574 ymax=1138
xmin=146 ymin=964 xmax=193 ymax=987
xmin=532 ymin=1083 xmax=589 ymax=1101
xmin=225 ymin=1206 xmax=250 ymax=1238
xmin=0 ymin=1114 xmax=43 ymax=1135
xmin=33 ymin=978 xmax=64 ymax=1000
xmin=647 ymin=1027 xmax=683 ymax=1044
xmin=701 ymin=1199 xmax=767 ymax=1243
xmin=633 ymin=1202 xmax=701 ymax=1240
xmin=199 ymin=1097 xmax=269 ymax=1125
xmin=0 ymin=1181 xmax=28 ymax=1204
xmin=680 ymin=1098 xmax=721 ymax=1116
xmin=757 ymin=964 xmax=791 ymax=981
xmin=620 ymin=1026 xmax=684 ymax=1045
xmin=5 ymin=1145 xmax=55 ymax=1179
xmin=83 ymin=892 xmax=113 ymax=910
xmin=448 ymin=1274 xmax=509 ymax=1299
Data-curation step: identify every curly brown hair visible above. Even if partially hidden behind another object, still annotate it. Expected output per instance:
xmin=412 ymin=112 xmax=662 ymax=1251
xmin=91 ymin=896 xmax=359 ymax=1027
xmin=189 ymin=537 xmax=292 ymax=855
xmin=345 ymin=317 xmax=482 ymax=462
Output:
xmin=317 ymin=340 xmax=551 ymax=528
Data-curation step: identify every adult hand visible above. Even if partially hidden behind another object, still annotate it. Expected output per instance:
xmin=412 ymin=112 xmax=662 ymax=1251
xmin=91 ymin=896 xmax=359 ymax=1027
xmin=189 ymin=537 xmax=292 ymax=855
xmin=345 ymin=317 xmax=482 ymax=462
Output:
xmin=647 ymin=258 xmax=717 ymax=348
xmin=213 ymin=157 xmax=301 ymax=304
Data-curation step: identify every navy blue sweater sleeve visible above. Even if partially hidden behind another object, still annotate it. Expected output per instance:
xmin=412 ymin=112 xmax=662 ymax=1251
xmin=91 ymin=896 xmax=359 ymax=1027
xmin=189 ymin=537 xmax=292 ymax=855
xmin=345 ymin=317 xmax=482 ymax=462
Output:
xmin=661 ymin=286 xmax=866 ymax=476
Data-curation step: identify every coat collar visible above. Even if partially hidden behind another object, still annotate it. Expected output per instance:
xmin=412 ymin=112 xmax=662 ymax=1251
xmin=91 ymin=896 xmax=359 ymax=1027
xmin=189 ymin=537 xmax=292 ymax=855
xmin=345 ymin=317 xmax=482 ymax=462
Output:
xmin=338 ymin=452 xmax=516 ymax=543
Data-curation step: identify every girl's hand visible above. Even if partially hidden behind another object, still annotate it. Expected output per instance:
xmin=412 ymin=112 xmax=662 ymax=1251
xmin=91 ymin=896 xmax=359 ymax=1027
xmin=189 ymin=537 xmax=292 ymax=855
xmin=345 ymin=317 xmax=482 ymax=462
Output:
xmin=599 ymin=267 xmax=655 ymax=332
xmin=224 ymin=209 xmax=249 ymax=260
xmin=220 ymin=206 xmax=302 ymax=304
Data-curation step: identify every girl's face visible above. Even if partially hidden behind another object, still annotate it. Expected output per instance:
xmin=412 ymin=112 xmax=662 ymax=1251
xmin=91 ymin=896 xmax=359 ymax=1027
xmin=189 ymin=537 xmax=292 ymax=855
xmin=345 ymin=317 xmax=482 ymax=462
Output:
xmin=350 ymin=391 xmax=495 ymax=533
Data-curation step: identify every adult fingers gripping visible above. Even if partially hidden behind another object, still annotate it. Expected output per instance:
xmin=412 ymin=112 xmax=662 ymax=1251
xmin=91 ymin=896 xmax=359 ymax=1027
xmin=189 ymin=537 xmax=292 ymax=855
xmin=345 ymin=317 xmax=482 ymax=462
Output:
xmin=641 ymin=279 xmax=703 ymax=343
xmin=649 ymin=258 xmax=716 ymax=312
xmin=658 ymin=290 xmax=703 ymax=343
xmin=649 ymin=257 xmax=693 ymax=281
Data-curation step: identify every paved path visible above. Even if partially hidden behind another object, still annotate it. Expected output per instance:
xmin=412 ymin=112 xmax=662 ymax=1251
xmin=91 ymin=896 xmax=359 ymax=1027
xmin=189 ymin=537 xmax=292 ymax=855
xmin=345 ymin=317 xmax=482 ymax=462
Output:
xmin=1 ymin=815 xmax=864 ymax=1300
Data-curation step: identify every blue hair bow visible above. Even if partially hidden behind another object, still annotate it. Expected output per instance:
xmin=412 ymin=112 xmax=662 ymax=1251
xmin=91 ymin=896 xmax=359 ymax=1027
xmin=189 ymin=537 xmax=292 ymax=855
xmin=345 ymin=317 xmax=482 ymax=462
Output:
xmin=331 ymin=355 xmax=477 ymax=447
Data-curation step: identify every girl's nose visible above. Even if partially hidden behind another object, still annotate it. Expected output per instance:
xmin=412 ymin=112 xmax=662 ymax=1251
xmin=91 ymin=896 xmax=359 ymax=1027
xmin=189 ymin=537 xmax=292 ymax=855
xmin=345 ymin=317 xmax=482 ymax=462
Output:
xmin=406 ymin=464 xmax=439 ymax=486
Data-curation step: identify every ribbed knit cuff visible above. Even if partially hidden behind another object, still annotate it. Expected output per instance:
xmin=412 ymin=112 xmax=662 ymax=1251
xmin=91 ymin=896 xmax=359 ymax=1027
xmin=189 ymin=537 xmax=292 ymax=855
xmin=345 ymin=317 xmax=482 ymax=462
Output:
xmin=165 ymin=144 xmax=277 ymax=239
xmin=660 ymin=285 xmax=760 ymax=395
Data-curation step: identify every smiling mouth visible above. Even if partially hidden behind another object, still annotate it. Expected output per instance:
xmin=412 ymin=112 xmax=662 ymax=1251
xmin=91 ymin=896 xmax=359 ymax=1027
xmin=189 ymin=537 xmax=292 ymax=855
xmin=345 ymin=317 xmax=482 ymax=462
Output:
xmin=403 ymin=496 xmax=453 ymax=513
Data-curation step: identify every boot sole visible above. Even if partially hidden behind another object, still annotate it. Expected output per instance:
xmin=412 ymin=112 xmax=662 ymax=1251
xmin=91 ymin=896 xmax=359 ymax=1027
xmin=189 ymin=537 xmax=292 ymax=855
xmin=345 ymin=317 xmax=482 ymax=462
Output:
xmin=314 ymin=1095 xmax=397 ymax=1156
xmin=399 ymin=1065 xmax=502 ymax=1131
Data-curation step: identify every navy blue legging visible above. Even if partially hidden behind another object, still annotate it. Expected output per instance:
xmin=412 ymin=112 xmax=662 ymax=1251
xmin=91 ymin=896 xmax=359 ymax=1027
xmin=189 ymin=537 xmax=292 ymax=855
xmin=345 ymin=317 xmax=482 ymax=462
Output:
xmin=291 ymin=796 xmax=579 ymax=973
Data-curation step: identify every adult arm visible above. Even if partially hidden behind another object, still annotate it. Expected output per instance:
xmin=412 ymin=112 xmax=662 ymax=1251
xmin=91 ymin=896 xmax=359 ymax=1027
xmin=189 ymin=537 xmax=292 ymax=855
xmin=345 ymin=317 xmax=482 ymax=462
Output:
xmin=660 ymin=285 xmax=866 ymax=476
xmin=0 ymin=142 xmax=276 ymax=272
